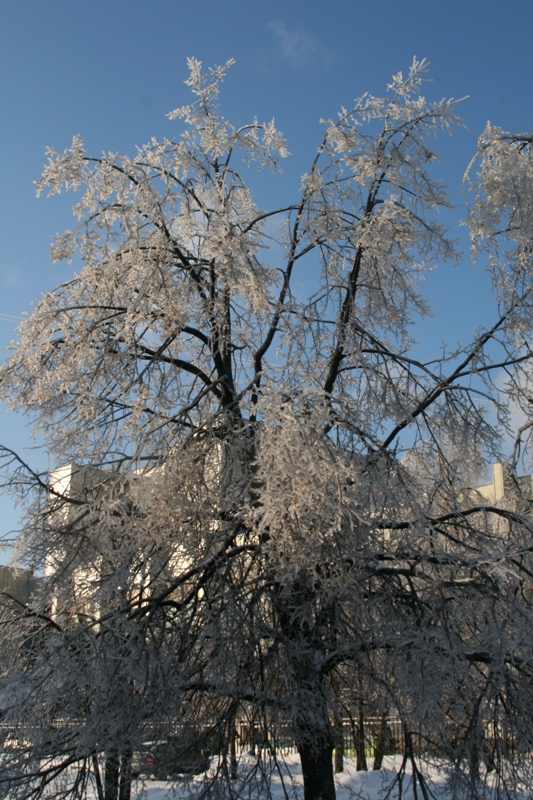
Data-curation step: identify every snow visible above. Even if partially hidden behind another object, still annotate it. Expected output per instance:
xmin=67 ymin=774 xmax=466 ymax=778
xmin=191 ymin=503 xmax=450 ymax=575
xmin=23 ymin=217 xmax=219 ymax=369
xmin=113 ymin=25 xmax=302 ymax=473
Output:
xmin=121 ymin=755 xmax=531 ymax=800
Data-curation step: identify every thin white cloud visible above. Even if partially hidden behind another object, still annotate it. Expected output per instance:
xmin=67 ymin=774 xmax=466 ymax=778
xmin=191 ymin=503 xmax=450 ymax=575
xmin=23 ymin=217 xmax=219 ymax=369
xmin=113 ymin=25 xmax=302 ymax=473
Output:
xmin=266 ymin=22 xmax=335 ymax=69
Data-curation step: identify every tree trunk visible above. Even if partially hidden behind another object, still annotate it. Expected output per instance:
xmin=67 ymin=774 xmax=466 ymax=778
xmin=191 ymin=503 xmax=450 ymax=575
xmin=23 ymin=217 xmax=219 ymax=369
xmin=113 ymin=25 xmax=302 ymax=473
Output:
xmin=273 ymin=580 xmax=336 ymax=799
xmin=291 ymin=677 xmax=336 ymax=799
xmin=372 ymin=711 xmax=388 ymax=770
xmin=92 ymin=754 xmax=105 ymax=800
xmin=229 ymin=719 xmax=238 ymax=780
xmin=298 ymin=740 xmax=336 ymax=800
xmin=104 ymin=750 xmax=119 ymax=800
xmin=333 ymin=713 xmax=344 ymax=774
xmin=468 ymin=737 xmax=481 ymax=788
xmin=355 ymin=703 xmax=367 ymax=771
xmin=118 ymin=749 xmax=132 ymax=800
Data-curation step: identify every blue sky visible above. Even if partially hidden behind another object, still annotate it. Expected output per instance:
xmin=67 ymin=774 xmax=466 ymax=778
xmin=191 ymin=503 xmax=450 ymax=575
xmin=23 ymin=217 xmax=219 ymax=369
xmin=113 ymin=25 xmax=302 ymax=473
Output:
xmin=1 ymin=0 xmax=532 ymax=553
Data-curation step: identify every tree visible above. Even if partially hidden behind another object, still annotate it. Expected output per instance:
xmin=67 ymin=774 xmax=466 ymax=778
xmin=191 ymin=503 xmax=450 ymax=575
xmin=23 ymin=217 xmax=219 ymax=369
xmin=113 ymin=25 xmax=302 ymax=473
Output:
xmin=1 ymin=57 xmax=532 ymax=800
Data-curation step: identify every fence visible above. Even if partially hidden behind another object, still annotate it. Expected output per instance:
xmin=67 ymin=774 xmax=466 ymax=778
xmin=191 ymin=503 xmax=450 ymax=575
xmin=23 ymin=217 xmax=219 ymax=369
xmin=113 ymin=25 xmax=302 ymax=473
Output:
xmin=1 ymin=715 xmax=408 ymax=759
xmin=237 ymin=715 xmax=406 ymax=758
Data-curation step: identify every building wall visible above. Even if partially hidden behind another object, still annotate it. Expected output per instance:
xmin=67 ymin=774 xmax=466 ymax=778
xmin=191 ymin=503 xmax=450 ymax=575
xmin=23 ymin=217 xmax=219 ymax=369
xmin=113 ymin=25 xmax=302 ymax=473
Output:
xmin=0 ymin=565 xmax=41 ymax=606
xmin=475 ymin=462 xmax=533 ymax=506
xmin=0 ymin=565 xmax=43 ymax=674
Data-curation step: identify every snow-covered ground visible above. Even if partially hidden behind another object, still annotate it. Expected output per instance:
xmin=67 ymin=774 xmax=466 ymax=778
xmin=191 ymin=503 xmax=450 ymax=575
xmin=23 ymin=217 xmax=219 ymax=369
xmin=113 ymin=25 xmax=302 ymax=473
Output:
xmin=5 ymin=753 xmax=530 ymax=799
xmin=130 ymin=758 xmax=425 ymax=800
xmin=124 ymin=754 xmax=532 ymax=800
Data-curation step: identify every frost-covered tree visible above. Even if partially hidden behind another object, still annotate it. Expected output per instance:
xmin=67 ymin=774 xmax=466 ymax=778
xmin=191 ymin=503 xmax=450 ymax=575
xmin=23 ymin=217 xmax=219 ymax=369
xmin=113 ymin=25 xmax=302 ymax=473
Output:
xmin=1 ymin=58 xmax=533 ymax=800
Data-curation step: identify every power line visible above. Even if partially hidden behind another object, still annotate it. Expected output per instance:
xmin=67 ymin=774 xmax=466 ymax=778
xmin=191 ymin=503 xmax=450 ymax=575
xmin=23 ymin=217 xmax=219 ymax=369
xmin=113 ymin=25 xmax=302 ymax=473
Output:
xmin=0 ymin=314 xmax=22 ymax=323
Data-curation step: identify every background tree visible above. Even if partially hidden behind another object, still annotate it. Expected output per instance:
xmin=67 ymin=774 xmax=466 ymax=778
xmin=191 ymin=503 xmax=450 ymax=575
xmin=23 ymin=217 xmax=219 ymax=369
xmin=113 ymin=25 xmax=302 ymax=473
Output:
xmin=1 ymin=58 xmax=532 ymax=800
